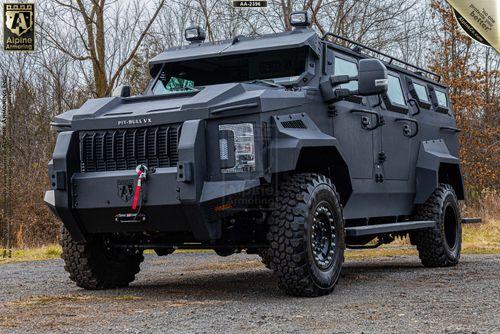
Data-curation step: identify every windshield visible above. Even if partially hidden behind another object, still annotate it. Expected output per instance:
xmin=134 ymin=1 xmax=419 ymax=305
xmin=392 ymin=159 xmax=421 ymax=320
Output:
xmin=151 ymin=47 xmax=308 ymax=95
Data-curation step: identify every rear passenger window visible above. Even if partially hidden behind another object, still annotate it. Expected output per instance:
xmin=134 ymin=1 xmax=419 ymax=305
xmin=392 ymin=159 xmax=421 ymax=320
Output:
xmin=435 ymin=90 xmax=448 ymax=107
xmin=387 ymin=75 xmax=406 ymax=105
xmin=334 ymin=57 xmax=358 ymax=91
xmin=413 ymin=83 xmax=430 ymax=103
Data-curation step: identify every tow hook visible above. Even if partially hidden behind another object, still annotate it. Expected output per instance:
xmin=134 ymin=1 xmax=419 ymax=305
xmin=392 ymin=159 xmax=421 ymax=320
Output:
xmin=131 ymin=164 xmax=155 ymax=210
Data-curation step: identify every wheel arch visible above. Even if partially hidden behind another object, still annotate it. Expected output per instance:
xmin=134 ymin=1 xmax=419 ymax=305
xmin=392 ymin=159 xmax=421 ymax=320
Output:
xmin=268 ymin=113 xmax=353 ymax=205
xmin=295 ymin=147 xmax=352 ymax=205
xmin=438 ymin=163 xmax=465 ymax=200
xmin=415 ymin=140 xmax=465 ymax=204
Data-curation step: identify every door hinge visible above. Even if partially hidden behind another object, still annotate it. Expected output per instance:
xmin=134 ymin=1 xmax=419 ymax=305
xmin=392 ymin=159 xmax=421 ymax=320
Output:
xmin=374 ymin=164 xmax=384 ymax=183
xmin=378 ymin=151 xmax=386 ymax=163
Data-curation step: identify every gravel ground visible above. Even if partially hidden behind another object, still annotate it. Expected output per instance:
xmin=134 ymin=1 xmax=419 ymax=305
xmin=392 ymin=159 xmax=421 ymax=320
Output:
xmin=0 ymin=252 xmax=499 ymax=334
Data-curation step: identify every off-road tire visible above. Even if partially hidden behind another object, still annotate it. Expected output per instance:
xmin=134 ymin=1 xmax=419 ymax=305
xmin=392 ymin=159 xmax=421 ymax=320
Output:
xmin=410 ymin=183 xmax=462 ymax=267
xmin=267 ymin=173 xmax=345 ymax=297
xmin=60 ymin=227 xmax=143 ymax=289
xmin=258 ymin=249 xmax=272 ymax=269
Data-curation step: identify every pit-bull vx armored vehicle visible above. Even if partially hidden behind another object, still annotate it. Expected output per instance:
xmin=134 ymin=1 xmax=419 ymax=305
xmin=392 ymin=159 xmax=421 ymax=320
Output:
xmin=46 ymin=12 xmax=478 ymax=296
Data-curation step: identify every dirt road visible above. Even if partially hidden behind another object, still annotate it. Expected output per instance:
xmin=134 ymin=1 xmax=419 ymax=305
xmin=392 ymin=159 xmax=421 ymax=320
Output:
xmin=0 ymin=252 xmax=498 ymax=333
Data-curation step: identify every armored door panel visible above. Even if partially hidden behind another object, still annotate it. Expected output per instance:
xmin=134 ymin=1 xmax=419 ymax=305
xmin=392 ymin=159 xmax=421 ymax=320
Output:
xmin=381 ymin=116 xmax=411 ymax=180
xmin=333 ymin=102 xmax=374 ymax=179
xmin=379 ymin=72 xmax=413 ymax=180
xmin=326 ymin=49 xmax=374 ymax=180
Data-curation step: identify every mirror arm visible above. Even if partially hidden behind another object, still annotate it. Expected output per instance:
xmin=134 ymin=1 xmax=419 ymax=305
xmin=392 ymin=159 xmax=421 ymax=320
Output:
xmin=371 ymin=94 xmax=384 ymax=109
xmin=325 ymin=88 xmax=354 ymax=102
xmin=330 ymin=75 xmax=358 ymax=87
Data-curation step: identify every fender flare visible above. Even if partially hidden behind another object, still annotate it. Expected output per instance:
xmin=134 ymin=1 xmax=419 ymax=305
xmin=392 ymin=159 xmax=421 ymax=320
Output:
xmin=268 ymin=113 xmax=349 ymax=174
xmin=415 ymin=139 xmax=465 ymax=204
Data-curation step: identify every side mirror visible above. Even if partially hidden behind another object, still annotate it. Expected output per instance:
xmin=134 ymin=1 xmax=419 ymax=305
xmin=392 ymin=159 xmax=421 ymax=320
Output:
xmin=319 ymin=59 xmax=388 ymax=102
xmin=357 ymin=59 xmax=388 ymax=96
xmin=112 ymin=84 xmax=131 ymax=98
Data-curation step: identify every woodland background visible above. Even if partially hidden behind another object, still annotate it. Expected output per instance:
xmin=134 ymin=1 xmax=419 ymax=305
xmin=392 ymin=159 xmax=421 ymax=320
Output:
xmin=0 ymin=0 xmax=498 ymax=248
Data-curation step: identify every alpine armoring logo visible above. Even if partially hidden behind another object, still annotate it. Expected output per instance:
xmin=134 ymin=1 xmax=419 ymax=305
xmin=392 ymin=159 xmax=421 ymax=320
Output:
xmin=117 ymin=179 xmax=134 ymax=202
xmin=3 ymin=3 xmax=35 ymax=51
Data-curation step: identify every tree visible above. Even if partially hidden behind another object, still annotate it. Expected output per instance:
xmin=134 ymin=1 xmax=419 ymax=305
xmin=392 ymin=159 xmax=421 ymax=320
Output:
xmin=428 ymin=0 xmax=499 ymax=198
xmin=39 ymin=0 xmax=165 ymax=97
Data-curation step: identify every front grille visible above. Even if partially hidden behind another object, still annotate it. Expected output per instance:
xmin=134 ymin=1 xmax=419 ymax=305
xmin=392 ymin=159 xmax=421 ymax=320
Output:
xmin=79 ymin=124 xmax=181 ymax=172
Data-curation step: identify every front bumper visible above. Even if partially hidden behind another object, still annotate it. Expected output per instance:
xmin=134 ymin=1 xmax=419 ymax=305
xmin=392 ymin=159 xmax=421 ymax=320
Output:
xmin=45 ymin=120 xmax=262 ymax=242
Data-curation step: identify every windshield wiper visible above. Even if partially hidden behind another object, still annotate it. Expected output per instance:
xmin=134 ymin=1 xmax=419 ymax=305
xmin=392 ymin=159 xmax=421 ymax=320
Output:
xmin=248 ymin=79 xmax=284 ymax=88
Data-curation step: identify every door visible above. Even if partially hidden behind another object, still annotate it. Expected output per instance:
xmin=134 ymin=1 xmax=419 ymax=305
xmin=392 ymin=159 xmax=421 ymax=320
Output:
xmin=327 ymin=49 xmax=374 ymax=179
xmin=378 ymin=72 xmax=413 ymax=180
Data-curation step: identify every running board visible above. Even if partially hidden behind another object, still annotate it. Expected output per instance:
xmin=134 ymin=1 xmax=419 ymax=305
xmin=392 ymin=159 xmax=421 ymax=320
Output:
xmin=345 ymin=220 xmax=436 ymax=237
xmin=462 ymin=218 xmax=482 ymax=224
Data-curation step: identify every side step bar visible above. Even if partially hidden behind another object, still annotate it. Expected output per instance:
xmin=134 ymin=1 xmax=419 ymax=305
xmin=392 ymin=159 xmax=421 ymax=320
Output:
xmin=345 ymin=220 xmax=436 ymax=237
xmin=462 ymin=218 xmax=482 ymax=224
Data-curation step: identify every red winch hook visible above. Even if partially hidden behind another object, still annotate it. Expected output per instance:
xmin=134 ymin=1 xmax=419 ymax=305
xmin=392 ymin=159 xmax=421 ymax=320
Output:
xmin=131 ymin=164 xmax=148 ymax=210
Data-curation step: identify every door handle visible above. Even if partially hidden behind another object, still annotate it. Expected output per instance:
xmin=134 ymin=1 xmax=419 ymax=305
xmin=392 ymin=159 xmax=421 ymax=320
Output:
xmin=350 ymin=108 xmax=385 ymax=131
xmin=395 ymin=117 xmax=419 ymax=138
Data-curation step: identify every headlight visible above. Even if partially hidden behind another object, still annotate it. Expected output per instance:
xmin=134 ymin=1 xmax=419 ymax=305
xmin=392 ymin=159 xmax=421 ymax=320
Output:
xmin=218 ymin=123 xmax=255 ymax=173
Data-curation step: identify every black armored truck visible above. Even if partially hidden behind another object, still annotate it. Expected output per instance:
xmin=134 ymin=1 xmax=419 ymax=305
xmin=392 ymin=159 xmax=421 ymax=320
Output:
xmin=46 ymin=12 xmax=476 ymax=296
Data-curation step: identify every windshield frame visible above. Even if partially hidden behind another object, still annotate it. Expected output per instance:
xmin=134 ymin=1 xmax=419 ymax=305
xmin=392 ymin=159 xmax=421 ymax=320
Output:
xmin=146 ymin=46 xmax=317 ymax=95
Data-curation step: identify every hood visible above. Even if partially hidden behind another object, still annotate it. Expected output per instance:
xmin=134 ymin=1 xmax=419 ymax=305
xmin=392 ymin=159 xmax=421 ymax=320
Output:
xmin=52 ymin=83 xmax=307 ymax=131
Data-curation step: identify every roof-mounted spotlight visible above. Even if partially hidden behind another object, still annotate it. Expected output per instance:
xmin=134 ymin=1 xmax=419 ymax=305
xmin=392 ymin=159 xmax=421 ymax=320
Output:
xmin=185 ymin=26 xmax=206 ymax=43
xmin=290 ymin=11 xmax=311 ymax=29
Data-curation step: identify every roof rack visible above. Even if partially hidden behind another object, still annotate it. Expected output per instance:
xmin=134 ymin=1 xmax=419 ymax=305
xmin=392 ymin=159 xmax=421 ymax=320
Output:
xmin=321 ymin=32 xmax=441 ymax=82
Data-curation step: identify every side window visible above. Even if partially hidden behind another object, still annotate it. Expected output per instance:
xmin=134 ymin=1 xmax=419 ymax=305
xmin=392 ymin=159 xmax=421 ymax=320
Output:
xmin=387 ymin=75 xmax=406 ymax=106
xmin=383 ymin=74 xmax=408 ymax=113
xmin=435 ymin=90 xmax=448 ymax=107
xmin=413 ymin=83 xmax=430 ymax=103
xmin=429 ymin=85 xmax=449 ymax=113
xmin=334 ymin=57 xmax=358 ymax=91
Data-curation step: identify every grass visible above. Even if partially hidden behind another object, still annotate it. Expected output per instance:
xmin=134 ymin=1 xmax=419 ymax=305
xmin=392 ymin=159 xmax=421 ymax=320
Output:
xmin=1 ymin=219 xmax=498 ymax=265
xmin=0 ymin=246 xmax=213 ymax=264
xmin=462 ymin=219 xmax=500 ymax=253
xmin=0 ymin=245 xmax=62 ymax=265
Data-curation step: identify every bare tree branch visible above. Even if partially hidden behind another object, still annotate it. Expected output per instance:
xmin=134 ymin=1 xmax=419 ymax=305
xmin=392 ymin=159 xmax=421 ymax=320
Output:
xmin=107 ymin=0 xmax=165 ymax=94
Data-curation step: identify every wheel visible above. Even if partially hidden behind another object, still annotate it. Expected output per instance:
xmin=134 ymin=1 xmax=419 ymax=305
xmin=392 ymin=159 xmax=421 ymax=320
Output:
xmin=214 ymin=248 xmax=236 ymax=257
xmin=410 ymin=183 xmax=462 ymax=267
xmin=60 ymin=227 xmax=143 ymax=290
xmin=267 ymin=173 xmax=345 ymax=297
